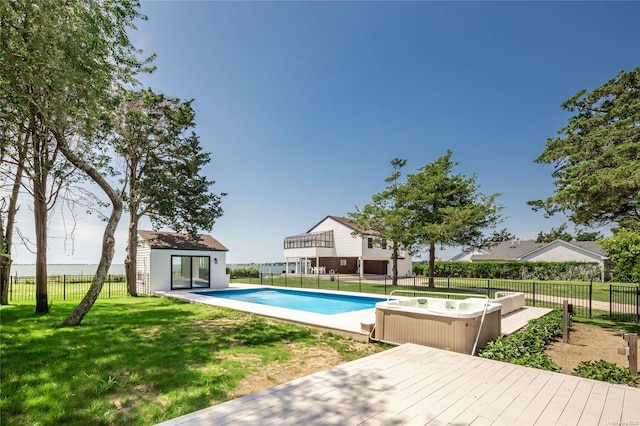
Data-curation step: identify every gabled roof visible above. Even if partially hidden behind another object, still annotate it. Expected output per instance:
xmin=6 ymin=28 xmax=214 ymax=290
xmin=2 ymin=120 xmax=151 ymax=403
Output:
xmin=138 ymin=230 xmax=228 ymax=251
xmin=470 ymin=240 xmax=546 ymax=261
xmin=307 ymin=215 xmax=377 ymax=235
xmin=451 ymin=239 xmax=607 ymax=262
xmin=519 ymin=239 xmax=608 ymax=261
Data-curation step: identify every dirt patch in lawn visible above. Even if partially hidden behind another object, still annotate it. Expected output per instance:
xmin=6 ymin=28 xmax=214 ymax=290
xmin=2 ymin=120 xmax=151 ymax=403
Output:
xmin=545 ymin=322 xmax=638 ymax=374
xmin=228 ymin=340 xmax=381 ymax=399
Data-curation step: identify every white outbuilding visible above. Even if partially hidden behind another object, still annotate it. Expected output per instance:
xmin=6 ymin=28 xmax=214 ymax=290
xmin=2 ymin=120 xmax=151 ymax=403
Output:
xmin=136 ymin=230 xmax=229 ymax=293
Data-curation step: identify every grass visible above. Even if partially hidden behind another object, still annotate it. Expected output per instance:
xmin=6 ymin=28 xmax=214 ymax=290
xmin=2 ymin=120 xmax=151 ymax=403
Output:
xmin=0 ymin=297 xmax=386 ymax=425
xmin=573 ymin=310 xmax=640 ymax=334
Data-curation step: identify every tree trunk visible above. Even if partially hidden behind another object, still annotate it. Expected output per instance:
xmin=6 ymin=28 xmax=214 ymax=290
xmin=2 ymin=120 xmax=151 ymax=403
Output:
xmin=0 ymin=159 xmax=24 ymax=305
xmin=428 ymin=242 xmax=436 ymax=288
xmin=0 ymin=213 xmax=9 ymax=305
xmin=54 ymin=131 xmax=123 ymax=326
xmin=34 ymin=171 xmax=49 ymax=313
xmin=392 ymin=246 xmax=398 ymax=286
xmin=126 ymin=210 xmax=138 ymax=296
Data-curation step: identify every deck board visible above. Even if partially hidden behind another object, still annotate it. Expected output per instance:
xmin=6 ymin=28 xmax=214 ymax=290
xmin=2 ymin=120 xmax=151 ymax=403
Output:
xmin=500 ymin=307 xmax=553 ymax=335
xmin=157 ymin=344 xmax=640 ymax=426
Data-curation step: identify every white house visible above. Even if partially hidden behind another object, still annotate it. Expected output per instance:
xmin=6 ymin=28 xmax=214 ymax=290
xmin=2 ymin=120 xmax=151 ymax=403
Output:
xmin=136 ymin=230 xmax=229 ymax=293
xmin=283 ymin=215 xmax=413 ymax=276
xmin=449 ymin=239 xmax=610 ymax=280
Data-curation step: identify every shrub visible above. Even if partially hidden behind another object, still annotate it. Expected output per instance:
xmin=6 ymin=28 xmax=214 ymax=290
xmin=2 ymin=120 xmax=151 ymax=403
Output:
xmin=573 ymin=360 xmax=639 ymax=387
xmin=413 ymin=261 xmax=601 ymax=281
xmin=479 ymin=309 xmax=565 ymax=371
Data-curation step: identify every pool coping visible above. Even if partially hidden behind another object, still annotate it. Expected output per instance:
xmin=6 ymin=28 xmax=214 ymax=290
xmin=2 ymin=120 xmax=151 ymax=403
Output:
xmin=153 ymin=284 xmax=382 ymax=339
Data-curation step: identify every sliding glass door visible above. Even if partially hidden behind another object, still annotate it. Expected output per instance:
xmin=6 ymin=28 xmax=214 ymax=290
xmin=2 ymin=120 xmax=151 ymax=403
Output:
xmin=171 ymin=255 xmax=210 ymax=289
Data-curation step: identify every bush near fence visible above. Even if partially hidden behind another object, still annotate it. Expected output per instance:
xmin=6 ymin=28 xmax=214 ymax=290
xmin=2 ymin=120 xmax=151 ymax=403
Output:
xmin=413 ymin=261 xmax=602 ymax=282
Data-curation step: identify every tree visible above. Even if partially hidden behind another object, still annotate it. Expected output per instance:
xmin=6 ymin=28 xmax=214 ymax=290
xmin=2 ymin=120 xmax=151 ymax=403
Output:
xmin=575 ymin=230 xmax=602 ymax=241
xmin=349 ymin=159 xmax=414 ymax=285
xmin=113 ymin=89 xmax=224 ymax=296
xmin=1 ymin=1 xmax=83 ymax=312
xmin=0 ymin=124 xmax=26 ymax=305
xmin=404 ymin=151 xmax=503 ymax=287
xmin=536 ymin=224 xmax=573 ymax=243
xmin=488 ymin=229 xmax=516 ymax=243
xmin=530 ymin=68 xmax=640 ymax=231
xmin=598 ymin=229 xmax=640 ymax=283
xmin=1 ymin=0 xmax=151 ymax=322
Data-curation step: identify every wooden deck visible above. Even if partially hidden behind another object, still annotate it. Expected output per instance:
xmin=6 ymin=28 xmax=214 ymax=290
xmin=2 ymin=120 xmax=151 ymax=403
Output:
xmin=501 ymin=307 xmax=553 ymax=335
xmin=157 ymin=344 xmax=640 ymax=425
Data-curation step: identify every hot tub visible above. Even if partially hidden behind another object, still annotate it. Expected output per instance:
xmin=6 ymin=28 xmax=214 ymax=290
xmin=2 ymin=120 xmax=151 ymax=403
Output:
xmin=374 ymin=297 xmax=502 ymax=355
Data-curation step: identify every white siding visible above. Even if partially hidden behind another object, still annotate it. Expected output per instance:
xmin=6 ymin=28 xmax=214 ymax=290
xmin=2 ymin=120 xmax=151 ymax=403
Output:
xmin=149 ymin=249 xmax=229 ymax=292
xmin=393 ymin=256 xmax=414 ymax=276
xmin=312 ymin=217 xmax=362 ymax=257
xmin=136 ymin=242 xmax=152 ymax=294
xmin=284 ymin=246 xmax=334 ymax=258
xmin=525 ymin=245 xmax=602 ymax=263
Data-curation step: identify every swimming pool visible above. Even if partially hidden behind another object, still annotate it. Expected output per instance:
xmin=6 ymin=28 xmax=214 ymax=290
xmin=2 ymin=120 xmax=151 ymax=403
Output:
xmin=193 ymin=288 xmax=387 ymax=315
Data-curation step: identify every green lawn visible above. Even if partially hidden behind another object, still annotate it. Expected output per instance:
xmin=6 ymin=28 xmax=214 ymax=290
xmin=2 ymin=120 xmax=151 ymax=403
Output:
xmin=0 ymin=297 xmax=386 ymax=426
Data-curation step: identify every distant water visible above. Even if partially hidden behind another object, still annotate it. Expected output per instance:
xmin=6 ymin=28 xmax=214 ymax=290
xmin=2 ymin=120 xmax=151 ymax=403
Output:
xmin=10 ymin=264 xmax=126 ymax=276
xmin=228 ymin=263 xmax=288 ymax=275
xmin=11 ymin=263 xmax=287 ymax=276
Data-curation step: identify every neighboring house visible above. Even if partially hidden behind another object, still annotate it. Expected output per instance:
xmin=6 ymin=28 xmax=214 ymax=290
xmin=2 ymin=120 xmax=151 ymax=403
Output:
xmin=136 ymin=230 xmax=229 ymax=293
xmin=283 ymin=215 xmax=413 ymax=276
xmin=449 ymin=239 xmax=610 ymax=280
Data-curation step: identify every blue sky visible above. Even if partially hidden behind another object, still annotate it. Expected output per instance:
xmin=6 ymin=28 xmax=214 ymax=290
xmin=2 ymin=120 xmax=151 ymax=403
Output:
xmin=10 ymin=1 xmax=640 ymax=265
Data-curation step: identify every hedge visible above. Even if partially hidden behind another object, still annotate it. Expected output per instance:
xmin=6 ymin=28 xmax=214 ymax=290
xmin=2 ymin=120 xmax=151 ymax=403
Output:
xmin=413 ymin=261 xmax=601 ymax=281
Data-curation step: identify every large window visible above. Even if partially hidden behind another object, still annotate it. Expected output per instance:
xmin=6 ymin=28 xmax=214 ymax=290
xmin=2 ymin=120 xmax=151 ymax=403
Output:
xmin=171 ymin=256 xmax=210 ymax=289
xmin=284 ymin=231 xmax=334 ymax=249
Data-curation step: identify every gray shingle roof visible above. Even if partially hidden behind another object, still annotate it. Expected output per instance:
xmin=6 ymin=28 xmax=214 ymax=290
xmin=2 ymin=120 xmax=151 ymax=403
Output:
xmin=138 ymin=230 xmax=228 ymax=251
xmin=470 ymin=240 xmax=546 ymax=261
xmin=466 ymin=240 xmax=607 ymax=261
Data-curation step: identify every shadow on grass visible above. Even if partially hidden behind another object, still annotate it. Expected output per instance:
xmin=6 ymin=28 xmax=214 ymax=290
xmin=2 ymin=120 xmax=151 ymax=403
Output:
xmin=0 ymin=297 xmax=324 ymax=425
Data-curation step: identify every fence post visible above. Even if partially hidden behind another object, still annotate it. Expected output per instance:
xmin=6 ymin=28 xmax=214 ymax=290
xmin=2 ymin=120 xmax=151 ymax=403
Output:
xmin=447 ymin=277 xmax=450 ymax=288
xmin=9 ymin=275 xmax=12 ymax=301
xmin=563 ymin=300 xmax=570 ymax=343
xmin=609 ymin=284 xmax=613 ymax=320
xmin=532 ymin=282 xmax=536 ymax=307
xmin=358 ymin=274 xmax=361 ymax=293
xmin=63 ymin=275 xmax=66 ymax=300
xmin=487 ymin=279 xmax=490 ymax=295
xmin=337 ymin=273 xmax=340 ymax=291
xmin=589 ymin=279 xmax=593 ymax=319
xmin=636 ymin=286 xmax=639 ymax=324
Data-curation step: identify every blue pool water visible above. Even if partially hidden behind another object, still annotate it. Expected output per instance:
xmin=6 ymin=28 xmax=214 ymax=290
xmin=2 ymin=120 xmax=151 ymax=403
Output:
xmin=193 ymin=288 xmax=387 ymax=315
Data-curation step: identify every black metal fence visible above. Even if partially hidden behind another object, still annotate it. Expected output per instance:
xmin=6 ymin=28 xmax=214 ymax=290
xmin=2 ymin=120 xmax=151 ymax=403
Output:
xmin=610 ymin=285 xmax=640 ymax=323
xmin=8 ymin=274 xmax=128 ymax=302
xmin=227 ymin=272 xmax=639 ymax=322
xmin=9 ymin=272 xmax=639 ymax=323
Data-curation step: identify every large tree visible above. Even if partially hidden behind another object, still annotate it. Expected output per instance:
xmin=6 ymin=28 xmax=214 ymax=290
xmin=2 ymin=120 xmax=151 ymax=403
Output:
xmin=536 ymin=223 xmax=573 ymax=243
xmin=1 ymin=0 xmax=151 ymax=322
xmin=598 ymin=228 xmax=640 ymax=283
xmin=113 ymin=89 xmax=224 ymax=296
xmin=404 ymin=150 xmax=503 ymax=287
xmin=530 ymin=68 xmax=640 ymax=231
xmin=349 ymin=159 xmax=414 ymax=285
